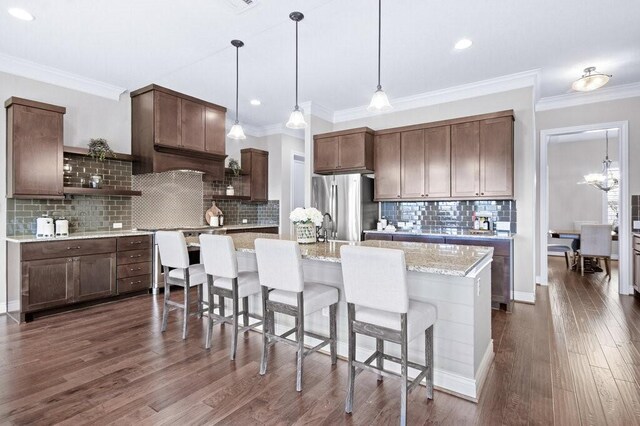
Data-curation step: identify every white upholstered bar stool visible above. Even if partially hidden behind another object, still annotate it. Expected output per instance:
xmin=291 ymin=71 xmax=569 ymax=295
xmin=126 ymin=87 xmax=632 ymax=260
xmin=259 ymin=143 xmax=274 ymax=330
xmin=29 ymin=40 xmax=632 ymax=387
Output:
xmin=156 ymin=231 xmax=208 ymax=340
xmin=579 ymin=224 xmax=613 ymax=277
xmin=254 ymin=238 xmax=339 ymax=392
xmin=199 ymin=234 xmax=263 ymax=358
xmin=340 ymin=245 xmax=437 ymax=426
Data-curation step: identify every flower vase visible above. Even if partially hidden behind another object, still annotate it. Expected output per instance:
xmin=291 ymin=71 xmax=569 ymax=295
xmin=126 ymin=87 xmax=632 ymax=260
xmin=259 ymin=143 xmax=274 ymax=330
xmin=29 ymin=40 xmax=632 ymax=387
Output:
xmin=296 ymin=222 xmax=316 ymax=244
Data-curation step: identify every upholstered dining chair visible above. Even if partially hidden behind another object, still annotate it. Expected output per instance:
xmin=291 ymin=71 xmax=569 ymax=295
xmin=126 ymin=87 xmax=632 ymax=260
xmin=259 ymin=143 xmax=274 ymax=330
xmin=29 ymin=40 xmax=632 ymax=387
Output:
xmin=579 ymin=224 xmax=613 ymax=277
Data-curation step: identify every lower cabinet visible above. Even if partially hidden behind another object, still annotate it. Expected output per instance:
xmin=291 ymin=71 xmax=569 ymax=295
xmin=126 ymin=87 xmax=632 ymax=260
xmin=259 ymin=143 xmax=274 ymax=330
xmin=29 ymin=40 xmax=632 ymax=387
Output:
xmin=76 ymin=253 xmax=117 ymax=302
xmin=116 ymin=235 xmax=153 ymax=294
xmin=21 ymin=257 xmax=75 ymax=312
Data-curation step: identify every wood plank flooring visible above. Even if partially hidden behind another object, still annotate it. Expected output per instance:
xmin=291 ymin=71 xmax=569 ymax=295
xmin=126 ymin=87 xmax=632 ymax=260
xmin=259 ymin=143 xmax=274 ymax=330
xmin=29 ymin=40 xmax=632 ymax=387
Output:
xmin=1 ymin=257 xmax=639 ymax=425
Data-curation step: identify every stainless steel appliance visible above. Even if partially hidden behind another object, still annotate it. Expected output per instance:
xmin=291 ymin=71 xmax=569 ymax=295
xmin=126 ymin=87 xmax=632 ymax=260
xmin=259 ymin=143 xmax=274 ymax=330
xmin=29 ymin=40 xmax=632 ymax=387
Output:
xmin=311 ymin=174 xmax=377 ymax=241
xmin=138 ymin=226 xmax=225 ymax=294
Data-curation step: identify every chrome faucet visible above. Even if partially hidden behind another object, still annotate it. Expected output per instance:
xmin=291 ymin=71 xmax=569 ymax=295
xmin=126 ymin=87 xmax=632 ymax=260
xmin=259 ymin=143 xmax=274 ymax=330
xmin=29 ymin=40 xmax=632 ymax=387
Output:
xmin=321 ymin=213 xmax=333 ymax=241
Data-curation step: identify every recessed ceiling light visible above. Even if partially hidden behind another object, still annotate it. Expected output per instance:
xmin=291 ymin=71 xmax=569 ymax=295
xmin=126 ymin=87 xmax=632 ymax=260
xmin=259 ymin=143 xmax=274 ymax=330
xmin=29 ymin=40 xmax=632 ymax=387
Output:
xmin=454 ymin=38 xmax=472 ymax=50
xmin=8 ymin=7 xmax=34 ymax=21
xmin=250 ymin=99 xmax=261 ymax=106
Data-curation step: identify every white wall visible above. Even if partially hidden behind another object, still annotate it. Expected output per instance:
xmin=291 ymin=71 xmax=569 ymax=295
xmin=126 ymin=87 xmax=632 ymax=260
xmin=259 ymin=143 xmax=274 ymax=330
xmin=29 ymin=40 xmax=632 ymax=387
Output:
xmin=0 ymin=71 xmax=131 ymax=312
xmin=309 ymin=88 xmax=537 ymax=302
xmin=279 ymin=134 xmax=305 ymax=237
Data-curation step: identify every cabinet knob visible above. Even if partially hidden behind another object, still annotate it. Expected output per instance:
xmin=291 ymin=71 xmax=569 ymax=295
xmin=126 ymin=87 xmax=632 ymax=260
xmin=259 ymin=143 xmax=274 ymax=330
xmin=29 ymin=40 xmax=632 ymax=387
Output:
xmin=481 ymin=192 xmax=485 ymax=195
xmin=475 ymin=193 xmax=479 ymax=196
xmin=397 ymin=195 xmax=400 ymax=198
xmin=425 ymin=194 xmax=429 ymax=197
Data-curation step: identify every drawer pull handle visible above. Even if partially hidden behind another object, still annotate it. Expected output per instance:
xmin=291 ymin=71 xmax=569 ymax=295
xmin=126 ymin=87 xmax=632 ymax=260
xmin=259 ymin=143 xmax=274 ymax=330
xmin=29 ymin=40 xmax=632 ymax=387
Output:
xmin=66 ymin=246 xmax=81 ymax=250
xmin=131 ymin=267 xmax=142 ymax=271
xmin=130 ymin=254 xmax=142 ymax=258
xmin=130 ymin=280 xmax=142 ymax=285
xmin=129 ymin=241 xmax=143 ymax=245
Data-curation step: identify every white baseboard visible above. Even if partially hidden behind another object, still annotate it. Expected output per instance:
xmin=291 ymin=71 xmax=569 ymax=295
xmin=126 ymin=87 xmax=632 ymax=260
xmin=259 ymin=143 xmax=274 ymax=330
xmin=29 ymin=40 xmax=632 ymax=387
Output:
xmin=514 ymin=291 xmax=535 ymax=304
xmin=1 ymin=301 xmax=19 ymax=315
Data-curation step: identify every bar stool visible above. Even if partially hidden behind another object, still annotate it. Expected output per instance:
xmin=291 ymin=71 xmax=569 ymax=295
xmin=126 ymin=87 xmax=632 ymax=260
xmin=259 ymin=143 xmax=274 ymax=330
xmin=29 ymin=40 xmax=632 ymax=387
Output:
xmin=156 ymin=231 xmax=209 ymax=340
xmin=199 ymin=234 xmax=263 ymax=358
xmin=254 ymin=238 xmax=339 ymax=392
xmin=340 ymin=245 xmax=437 ymax=426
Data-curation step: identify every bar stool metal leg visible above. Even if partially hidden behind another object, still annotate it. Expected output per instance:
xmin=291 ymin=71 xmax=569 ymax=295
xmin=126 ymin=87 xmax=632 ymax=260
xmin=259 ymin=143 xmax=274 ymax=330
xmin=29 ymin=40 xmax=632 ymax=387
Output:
xmin=196 ymin=285 xmax=203 ymax=319
xmin=231 ymin=280 xmax=239 ymax=360
xmin=161 ymin=267 xmax=170 ymax=332
xmin=259 ymin=286 xmax=270 ymax=375
xmin=295 ymin=292 xmax=305 ymax=392
xmin=345 ymin=303 xmax=356 ymax=414
xmin=400 ymin=313 xmax=408 ymax=426
xmin=329 ymin=303 xmax=337 ymax=365
xmin=242 ymin=297 xmax=249 ymax=328
xmin=205 ymin=277 xmax=214 ymax=349
xmin=376 ymin=339 xmax=384 ymax=381
xmin=218 ymin=294 xmax=225 ymax=322
xmin=182 ymin=271 xmax=190 ymax=340
xmin=425 ymin=325 xmax=434 ymax=399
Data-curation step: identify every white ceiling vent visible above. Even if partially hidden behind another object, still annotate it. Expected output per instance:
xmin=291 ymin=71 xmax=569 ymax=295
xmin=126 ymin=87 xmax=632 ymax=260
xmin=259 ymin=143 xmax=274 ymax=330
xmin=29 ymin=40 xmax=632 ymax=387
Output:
xmin=225 ymin=0 xmax=259 ymax=14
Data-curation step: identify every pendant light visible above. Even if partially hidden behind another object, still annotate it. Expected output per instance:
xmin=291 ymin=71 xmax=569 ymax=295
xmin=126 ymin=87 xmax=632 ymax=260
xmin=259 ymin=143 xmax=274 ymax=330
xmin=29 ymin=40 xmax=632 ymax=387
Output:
xmin=572 ymin=66 xmax=612 ymax=92
xmin=367 ymin=0 xmax=392 ymax=112
xmin=581 ymin=130 xmax=619 ymax=192
xmin=227 ymin=39 xmax=247 ymax=140
xmin=286 ymin=11 xmax=307 ymax=129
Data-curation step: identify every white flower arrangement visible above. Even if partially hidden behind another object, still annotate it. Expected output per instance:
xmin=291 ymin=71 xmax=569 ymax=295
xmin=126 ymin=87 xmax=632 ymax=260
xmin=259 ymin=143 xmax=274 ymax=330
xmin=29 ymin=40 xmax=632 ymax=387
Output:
xmin=289 ymin=207 xmax=323 ymax=226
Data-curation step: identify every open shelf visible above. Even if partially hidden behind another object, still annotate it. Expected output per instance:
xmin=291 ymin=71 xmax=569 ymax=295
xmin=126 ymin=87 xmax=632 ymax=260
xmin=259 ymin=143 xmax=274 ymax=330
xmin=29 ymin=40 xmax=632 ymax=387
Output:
xmin=63 ymin=146 xmax=137 ymax=162
xmin=210 ymin=194 xmax=250 ymax=201
xmin=63 ymin=187 xmax=142 ymax=196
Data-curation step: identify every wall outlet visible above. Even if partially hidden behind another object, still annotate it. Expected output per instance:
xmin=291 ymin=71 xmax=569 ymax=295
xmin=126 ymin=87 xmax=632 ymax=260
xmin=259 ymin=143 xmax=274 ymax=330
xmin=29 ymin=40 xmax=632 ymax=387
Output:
xmin=321 ymin=307 xmax=329 ymax=317
xmin=242 ymin=219 xmax=248 ymax=224
xmin=112 ymin=223 xmax=123 ymax=229
xmin=634 ymin=220 xmax=640 ymax=230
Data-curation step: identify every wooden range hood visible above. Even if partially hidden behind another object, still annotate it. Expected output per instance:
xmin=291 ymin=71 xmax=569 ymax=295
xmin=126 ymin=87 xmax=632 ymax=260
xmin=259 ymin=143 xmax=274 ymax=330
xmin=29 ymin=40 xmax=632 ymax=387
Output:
xmin=130 ymin=84 xmax=227 ymax=180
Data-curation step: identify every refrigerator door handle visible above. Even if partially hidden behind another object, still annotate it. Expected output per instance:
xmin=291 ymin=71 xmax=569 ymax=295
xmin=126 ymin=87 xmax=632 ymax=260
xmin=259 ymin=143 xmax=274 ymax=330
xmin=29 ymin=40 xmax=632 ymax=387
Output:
xmin=330 ymin=183 xmax=337 ymax=239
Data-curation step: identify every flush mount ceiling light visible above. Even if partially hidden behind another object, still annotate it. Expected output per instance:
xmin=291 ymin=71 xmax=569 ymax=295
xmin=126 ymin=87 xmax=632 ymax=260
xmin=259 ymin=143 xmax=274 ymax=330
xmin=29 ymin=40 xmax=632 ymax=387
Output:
xmin=572 ymin=66 xmax=612 ymax=92
xmin=454 ymin=38 xmax=473 ymax=50
xmin=580 ymin=130 xmax=619 ymax=192
xmin=250 ymin=99 xmax=261 ymax=106
xmin=227 ymin=39 xmax=247 ymax=140
xmin=286 ymin=11 xmax=306 ymax=129
xmin=367 ymin=0 xmax=392 ymax=112
xmin=8 ymin=7 xmax=34 ymax=21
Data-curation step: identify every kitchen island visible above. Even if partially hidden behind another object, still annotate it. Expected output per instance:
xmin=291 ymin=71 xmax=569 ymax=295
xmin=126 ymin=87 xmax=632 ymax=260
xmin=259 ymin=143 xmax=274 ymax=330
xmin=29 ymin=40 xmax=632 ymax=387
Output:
xmin=189 ymin=232 xmax=494 ymax=401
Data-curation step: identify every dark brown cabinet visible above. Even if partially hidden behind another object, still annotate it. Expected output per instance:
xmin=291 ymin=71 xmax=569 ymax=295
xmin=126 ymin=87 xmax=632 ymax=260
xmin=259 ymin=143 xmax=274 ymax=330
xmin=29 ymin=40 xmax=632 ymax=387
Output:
xmin=5 ymin=97 xmax=65 ymax=199
xmin=21 ymin=257 xmax=74 ymax=312
xmin=76 ymin=253 xmax=117 ymax=302
xmin=131 ymin=85 xmax=227 ymax=178
xmin=241 ymin=148 xmax=269 ymax=203
xmin=451 ymin=121 xmax=481 ymax=198
xmin=313 ymin=128 xmax=374 ymax=174
xmin=479 ymin=116 xmax=514 ymax=197
xmin=400 ymin=126 xmax=451 ymax=199
xmin=116 ymin=235 xmax=152 ymax=294
xmin=374 ymin=133 xmax=401 ymax=200
xmin=633 ymin=236 xmax=640 ymax=293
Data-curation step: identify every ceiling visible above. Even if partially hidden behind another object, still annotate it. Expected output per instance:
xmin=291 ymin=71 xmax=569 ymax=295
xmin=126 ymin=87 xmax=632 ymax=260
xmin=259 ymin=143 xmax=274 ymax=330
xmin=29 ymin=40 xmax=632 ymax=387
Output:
xmin=1 ymin=0 xmax=639 ymax=127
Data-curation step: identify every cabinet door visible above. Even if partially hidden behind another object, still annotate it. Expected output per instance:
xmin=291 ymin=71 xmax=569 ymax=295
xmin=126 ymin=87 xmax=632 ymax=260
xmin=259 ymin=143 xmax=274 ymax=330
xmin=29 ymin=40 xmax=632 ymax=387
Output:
xmin=392 ymin=235 xmax=445 ymax=244
xmin=251 ymin=153 xmax=269 ymax=202
xmin=11 ymin=105 xmax=64 ymax=197
xmin=400 ymin=130 xmax=425 ymax=198
xmin=479 ymin=117 xmax=513 ymax=197
xmin=314 ymin=137 xmax=339 ymax=172
xmin=451 ymin=121 xmax=480 ymax=197
xmin=76 ymin=253 xmax=116 ymax=302
xmin=205 ymin=107 xmax=226 ymax=155
xmin=634 ymin=251 xmax=640 ymax=290
xmin=22 ymin=257 xmax=74 ymax=312
xmin=374 ymin=133 xmax=401 ymax=200
xmin=180 ymin=99 xmax=205 ymax=151
xmin=424 ymin=126 xmax=451 ymax=198
xmin=154 ymin=91 xmax=181 ymax=147
xmin=338 ymin=133 xmax=365 ymax=170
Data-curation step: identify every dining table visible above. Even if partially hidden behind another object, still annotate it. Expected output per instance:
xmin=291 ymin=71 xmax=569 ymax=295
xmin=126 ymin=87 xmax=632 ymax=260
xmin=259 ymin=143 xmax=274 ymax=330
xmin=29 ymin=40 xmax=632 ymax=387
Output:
xmin=548 ymin=229 xmax=618 ymax=272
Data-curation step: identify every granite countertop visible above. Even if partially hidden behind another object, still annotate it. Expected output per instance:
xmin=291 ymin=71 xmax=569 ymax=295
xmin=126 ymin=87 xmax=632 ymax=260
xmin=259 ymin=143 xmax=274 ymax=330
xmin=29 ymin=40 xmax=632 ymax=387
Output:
xmin=221 ymin=224 xmax=279 ymax=231
xmin=364 ymin=228 xmax=514 ymax=240
xmin=5 ymin=230 xmax=154 ymax=244
xmin=187 ymin=232 xmax=493 ymax=277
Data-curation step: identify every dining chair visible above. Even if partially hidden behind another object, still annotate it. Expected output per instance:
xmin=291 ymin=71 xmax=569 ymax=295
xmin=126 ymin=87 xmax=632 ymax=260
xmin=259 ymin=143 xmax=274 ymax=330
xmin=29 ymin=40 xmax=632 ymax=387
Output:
xmin=340 ymin=245 xmax=437 ymax=426
xmin=156 ymin=231 xmax=209 ymax=340
xmin=579 ymin=224 xmax=613 ymax=277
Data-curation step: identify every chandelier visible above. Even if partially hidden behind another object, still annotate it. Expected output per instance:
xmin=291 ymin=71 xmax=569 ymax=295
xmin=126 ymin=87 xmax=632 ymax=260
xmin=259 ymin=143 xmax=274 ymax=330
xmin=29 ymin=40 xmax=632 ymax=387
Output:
xmin=581 ymin=130 xmax=618 ymax=192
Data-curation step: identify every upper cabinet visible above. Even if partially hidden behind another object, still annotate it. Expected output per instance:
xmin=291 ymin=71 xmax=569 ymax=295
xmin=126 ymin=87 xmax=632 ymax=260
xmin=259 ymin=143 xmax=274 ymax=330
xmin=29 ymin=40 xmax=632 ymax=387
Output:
xmin=372 ymin=110 xmax=514 ymax=201
xmin=131 ymin=85 xmax=227 ymax=179
xmin=5 ymin=97 xmax=65 ymax=199
xmin=313 ymin=128 xmax=374 ymax=174
xmin=241 ymin=148 xmax=269 ymax=203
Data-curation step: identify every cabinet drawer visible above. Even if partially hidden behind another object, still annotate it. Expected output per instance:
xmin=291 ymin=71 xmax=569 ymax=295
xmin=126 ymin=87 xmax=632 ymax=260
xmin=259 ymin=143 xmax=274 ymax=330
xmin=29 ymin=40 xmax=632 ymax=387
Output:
xmin=117 ymin=249 xmax=152 ymax=265
xmin=117 ymin=235 xmax=152 ymax=252
xmin=634 ymin=236 xmax=640 ymax=251
xmin=22 ymin=238 xmax=116 ymax=261
xmin=117 ymin=262 xmax=152 ymax=279
xmin=444 ymin=237 xmax=511 ymax=256
xmin=118 ymin=275 xmax=151 ymax=294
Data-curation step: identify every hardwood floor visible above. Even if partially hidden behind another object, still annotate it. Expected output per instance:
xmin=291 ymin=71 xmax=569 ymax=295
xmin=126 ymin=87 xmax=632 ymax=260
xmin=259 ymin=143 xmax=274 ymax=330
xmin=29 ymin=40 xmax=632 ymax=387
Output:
xmin=1 ymin=257 xmax=639 ymax=425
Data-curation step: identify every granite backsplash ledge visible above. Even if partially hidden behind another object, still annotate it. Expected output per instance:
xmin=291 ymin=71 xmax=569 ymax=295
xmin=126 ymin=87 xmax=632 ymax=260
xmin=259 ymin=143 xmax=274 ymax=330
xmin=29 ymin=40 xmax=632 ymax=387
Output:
xmin=381 ymin=200 xmax=517 ymax=232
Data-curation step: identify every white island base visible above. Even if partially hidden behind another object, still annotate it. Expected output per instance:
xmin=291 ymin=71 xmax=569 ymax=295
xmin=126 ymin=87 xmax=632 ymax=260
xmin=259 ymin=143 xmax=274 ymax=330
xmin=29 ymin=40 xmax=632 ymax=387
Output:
xmin=233 ymin=251 xmax=493 ymax=402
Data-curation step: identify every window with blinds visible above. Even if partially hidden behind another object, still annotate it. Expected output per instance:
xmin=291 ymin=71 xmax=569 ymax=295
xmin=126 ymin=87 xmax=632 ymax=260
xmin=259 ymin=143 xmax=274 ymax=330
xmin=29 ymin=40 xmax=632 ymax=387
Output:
xmin=606 ymin=166 xmax=620 ymax=225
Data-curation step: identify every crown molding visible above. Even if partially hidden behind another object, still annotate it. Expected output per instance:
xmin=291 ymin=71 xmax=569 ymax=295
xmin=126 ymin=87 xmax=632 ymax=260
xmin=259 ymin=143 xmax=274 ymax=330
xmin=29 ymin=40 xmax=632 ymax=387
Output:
xmin=333 ymin=69 xmax=541 ymax=123
xmin=0 ymin=53 xmax=126 ymax=101
xmin=299 ymin=101 xmax=334 ymax=123
xmin=535 ymin=82 xmax=640 ymax=112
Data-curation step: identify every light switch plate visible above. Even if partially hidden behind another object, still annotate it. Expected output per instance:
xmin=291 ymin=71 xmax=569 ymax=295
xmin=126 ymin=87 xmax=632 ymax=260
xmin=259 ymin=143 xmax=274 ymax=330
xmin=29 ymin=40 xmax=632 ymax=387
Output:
xmin=112 ymin=223 xmax=123 ymax=229
xmin=242 ymin=219 xmax=248 ymax=224
xmin=634 ymin=220 xmax=640 ymax=230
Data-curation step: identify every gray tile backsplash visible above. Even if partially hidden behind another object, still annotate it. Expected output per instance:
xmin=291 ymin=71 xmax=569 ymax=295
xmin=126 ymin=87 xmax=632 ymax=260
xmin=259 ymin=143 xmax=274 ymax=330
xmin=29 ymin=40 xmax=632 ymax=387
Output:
xmin=381 ymin=200 xmax=517 ymax=232
xmin=633 ymin=194 xmax=640 ymax=230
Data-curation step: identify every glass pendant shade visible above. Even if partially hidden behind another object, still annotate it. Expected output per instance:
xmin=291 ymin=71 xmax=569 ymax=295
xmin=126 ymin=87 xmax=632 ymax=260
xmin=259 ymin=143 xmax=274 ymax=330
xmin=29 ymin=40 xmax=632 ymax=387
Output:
xmin=580 ymin=130 xmax=619 ymax=192
xmin=572 ymin=67 xmax=611 ymax=92
xmin=367 ymin=87 xmax=392 ymax=112
xmin=286 ymin=108 xmax=306 ymax=129
xmin=227 ymin=122 xmax=246 ymax=140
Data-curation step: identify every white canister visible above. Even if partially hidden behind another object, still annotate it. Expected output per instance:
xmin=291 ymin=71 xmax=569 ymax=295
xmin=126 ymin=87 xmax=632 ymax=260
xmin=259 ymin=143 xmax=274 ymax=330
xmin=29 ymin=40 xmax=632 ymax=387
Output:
xmin=210 ymin=215 xmax=220 ymax=227
xmin=55 ymin=219 xmax=69 ymax=237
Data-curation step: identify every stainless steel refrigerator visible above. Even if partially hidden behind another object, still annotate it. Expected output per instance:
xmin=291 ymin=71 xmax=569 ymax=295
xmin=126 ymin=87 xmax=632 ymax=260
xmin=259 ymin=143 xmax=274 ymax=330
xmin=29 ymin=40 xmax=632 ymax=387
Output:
xmin=311 ymin=174 xmax=377 ymax=241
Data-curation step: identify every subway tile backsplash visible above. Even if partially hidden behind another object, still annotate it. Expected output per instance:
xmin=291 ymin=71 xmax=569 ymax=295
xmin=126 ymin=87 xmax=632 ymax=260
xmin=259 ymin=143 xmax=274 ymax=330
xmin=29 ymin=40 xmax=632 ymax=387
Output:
xmin=633 ymin=195 xmax=640 ymax=230
xmin=381 ymin=200 xmax=517 ymax=232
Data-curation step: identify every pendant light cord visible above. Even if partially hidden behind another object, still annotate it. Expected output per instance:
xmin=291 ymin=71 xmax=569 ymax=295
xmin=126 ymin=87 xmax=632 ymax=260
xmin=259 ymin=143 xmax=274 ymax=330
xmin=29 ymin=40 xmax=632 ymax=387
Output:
xmin=377 ymin=0 xmax=381 ymax=90
xmin=235 ymin=45 xmax=239 ymax=123
xmin=295 ymin=19 xmax=299 ymax=110
xmin=605 ymin=130 xmax=609 ymax=161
